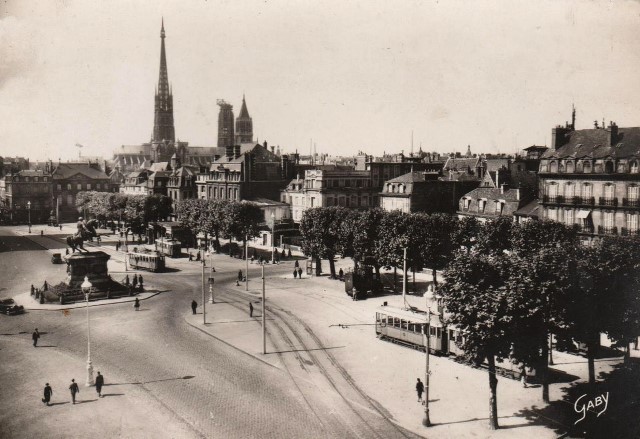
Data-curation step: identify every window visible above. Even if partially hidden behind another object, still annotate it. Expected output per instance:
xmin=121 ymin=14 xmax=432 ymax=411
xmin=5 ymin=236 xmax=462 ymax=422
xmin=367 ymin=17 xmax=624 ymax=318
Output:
xmin=57 ymin=184 xmax=62 ymax=191
xmin=583 ymin=161 xmax=592 ymax=173
xmin=628 ymin=185 xmax=639 ymax=200
xmin=463 ymin=198 xmax=470 ymax=210
xmin=34 ymin=177 xmax=39 ymax=182
xmin=549 ymin=161 xmax=558 ymax=172
xmin=603 ymin=184 xmax=615 ymax=199
xmin=566 ymin=161 xmax=575 ymax=173
xmin=494 ymin=201 xmax=503 ymax=215
xmin=564 ymin=182 xmax=574 ymax=198
xmin=67 ymin=184 xmax=71 ymax=191
xmin=478 ymin=199 xmax=486 ymax=213
xmin=548 ymin=208 xmax=557 ymax=221
xmin=77 ymin=184 xmax=82 ymax=190
xmin=547 ymin=183 xmax=558 ymax=197
xmin=67 ymin=195 xmax=73 ymax=206
xmin=582 ymin=183 xmax=592 ymax=198
xmin=603 ymin=211 xmax=614 ymax=228
xmin=627 ymin=213 xmax=638 ymax=231
xmin=631 ymin=161 xmax=639 ymax=174
xmin=310 ymin=197 xmax=315 ymax=207
xmin=565 ymin=209 xmax=574 ymax=225
xmin=87 ymin=184 xmax=92 ymax=190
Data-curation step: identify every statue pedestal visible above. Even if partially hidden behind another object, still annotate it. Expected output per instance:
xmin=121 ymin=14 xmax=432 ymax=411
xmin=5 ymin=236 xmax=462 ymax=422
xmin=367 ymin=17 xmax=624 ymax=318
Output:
xmin=65 ymin=252 xmax=112 ymax=290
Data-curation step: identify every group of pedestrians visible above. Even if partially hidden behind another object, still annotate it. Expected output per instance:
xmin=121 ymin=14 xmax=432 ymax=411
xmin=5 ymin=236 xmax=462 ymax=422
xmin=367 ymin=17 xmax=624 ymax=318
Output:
xmin=41 ymin=372 xmax=105 ymax=406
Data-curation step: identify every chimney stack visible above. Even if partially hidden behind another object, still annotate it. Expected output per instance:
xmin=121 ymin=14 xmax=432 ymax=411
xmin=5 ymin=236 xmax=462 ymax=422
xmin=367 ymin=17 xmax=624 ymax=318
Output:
xmin=609 ymin=121 xmax=618 ymax=146
xmin=233 ymin=145 xmax=241 ymax=159
xmin=225 ymin=145 xmax=234 ymax=159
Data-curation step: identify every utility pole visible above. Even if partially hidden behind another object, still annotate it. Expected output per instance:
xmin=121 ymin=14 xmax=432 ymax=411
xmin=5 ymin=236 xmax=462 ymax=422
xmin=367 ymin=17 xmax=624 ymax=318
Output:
xmin=402 ymin=247 xmax=408 ymax=307
xmin=262 ymin=263 xmax=266 ymax=355
xmin=245 ymin=235 xmax=249 ymax=291
xmin=202 ymin=260 xmax=206 ymax=324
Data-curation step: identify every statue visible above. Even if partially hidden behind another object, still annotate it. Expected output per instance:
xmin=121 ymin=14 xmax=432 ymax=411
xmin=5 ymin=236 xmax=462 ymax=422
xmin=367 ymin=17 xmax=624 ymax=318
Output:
xmin=66 ymin=217 xmax=98 ymax=253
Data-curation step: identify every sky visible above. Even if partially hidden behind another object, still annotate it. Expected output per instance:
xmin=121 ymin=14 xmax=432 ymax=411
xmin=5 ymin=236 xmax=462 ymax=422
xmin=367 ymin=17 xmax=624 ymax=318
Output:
xmin=1 ymin=0 xmax=639 ymax=161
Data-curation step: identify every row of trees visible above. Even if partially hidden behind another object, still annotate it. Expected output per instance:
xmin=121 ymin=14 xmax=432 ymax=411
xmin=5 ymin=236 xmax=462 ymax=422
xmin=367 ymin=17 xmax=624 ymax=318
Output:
xmin=76 ymin=192 xmax=172 ymax=235
xmin=299 ymin=207 xmax=640 ymax=430
xmin=174 ymin=198 xmax=263 ymax=250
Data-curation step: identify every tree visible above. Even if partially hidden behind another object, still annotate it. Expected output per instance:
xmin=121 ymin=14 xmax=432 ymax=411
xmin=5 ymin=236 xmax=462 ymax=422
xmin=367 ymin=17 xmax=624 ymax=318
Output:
xmin=417 ymin=213 xmax=457 ymax=286
xmin=221 ymin=201 xmax=263 ymax=254
xmin=204 ymin=199 xmax=229 ymax=250
xmin=510 ymin=219 xmax=578 ymax=254
xmin=374 ymin=210 xmax=413 ymax=291
xmin=300 ymin=207 xmax=348 ymax=277
xmin=438 ymin=250 xmax=514 ymax=430
xmin=452 ymin=216 xmax=481 ymax=252
xmin=475 ymin=216 xmax=515 ymax=255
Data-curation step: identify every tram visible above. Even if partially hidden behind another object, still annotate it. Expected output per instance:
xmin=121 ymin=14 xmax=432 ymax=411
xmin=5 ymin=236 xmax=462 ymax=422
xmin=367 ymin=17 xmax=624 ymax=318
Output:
xmin=344 ymin=263 xmax=382 ymax=298
xmin=154 ymin=238 xmax=182 ymax=258
xmin=127 ymin=250 xmax=166 ymax=272
xmin=375 ymin=307 xmax=447 ymax=353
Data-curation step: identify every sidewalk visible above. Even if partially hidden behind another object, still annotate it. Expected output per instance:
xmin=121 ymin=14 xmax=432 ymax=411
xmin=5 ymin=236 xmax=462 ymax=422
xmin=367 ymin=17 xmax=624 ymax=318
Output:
xmin=184 ymin=259 xmax=624 ymax=439
xmin=15 ymin=290 xmax=162 ymax=311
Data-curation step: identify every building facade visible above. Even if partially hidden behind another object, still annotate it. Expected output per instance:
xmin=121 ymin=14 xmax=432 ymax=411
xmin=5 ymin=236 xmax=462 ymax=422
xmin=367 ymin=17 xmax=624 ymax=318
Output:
xmin=281 ymin=168 xmax=376 ymax=222
xmin=52 ymin=163 xmax=112 ymax=222
xmin=1 ymin=170 xmax=53 ymax=224
xmin=538 ymin=119 xmax=640 ymax=240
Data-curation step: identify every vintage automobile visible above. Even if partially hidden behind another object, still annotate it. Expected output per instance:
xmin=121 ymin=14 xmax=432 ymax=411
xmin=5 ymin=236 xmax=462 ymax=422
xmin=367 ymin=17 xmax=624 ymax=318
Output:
xmin=0 ymin=299 xmax=25 ymax=315
xmin=51 ymin=253 xmax=63 ymax=264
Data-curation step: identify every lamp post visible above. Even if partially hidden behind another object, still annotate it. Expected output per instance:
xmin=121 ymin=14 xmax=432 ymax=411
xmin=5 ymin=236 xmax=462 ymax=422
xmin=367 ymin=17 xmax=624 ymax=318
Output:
xmin=27 ymin=201 xmax=31 ymax=233
xmin=270 ymin=212 xmax=276 ymax=264
xmin=423 ymin=286 xmax=435 ymax=427
xmin=245 ymin=234 xmax=249 ymax=292
xmin=201 ymin=259 xmax=206 ymax=324
xmin=81 ymin=276 xmax=94 ymax=387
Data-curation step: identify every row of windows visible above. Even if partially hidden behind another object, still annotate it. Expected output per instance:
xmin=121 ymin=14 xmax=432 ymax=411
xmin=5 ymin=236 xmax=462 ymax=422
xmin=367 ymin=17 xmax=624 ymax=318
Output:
xmin=546 ymin=208 xmax=639 ymax=230
xmin=546 ymin=182 xmax=639 ymax=199
xmin=462 ymin=198 xmax=505 ymax=215
xmin=16 ymin=176 xmax=48 ymax=182
xmin=56 ymin=183 xmax=108 ymax=191
xmin=542 ymin=159 xmax=639 ymax=174
xmin=386 ymin=183 xmax=408 ymax=193
xmin=305 ymin=178 xmax=370 ymax=189
xmin=207 ymin=186 xmax=239 ymax=200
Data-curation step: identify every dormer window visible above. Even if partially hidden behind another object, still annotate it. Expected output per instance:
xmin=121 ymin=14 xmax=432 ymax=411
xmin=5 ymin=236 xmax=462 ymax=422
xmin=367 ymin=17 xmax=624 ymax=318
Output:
xmin=583 ymin=161 xmax=592 ymax=173
xmin=631 ymin=160 xmax=639 ymax=174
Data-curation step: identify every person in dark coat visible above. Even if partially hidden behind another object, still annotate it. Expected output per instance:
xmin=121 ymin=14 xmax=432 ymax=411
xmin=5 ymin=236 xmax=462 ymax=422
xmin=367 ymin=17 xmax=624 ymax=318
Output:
xmin=69 ymin=379 xmax=79 ymax=404
xmin=191 ymin=300 xmax=197 ymax=315
xmin=238 ymin=270 xmax=243 ymax=282
xmin=294 ymin=259 xmax=299 ymax=268
xmin=132 ymin=275 xmax=138 ymax=289
xmin=42 ymin=383 xmax=53 ymax=406
xmin=138 ymin=274 xmax=143 ymax=290
xmin=125 ymin=274 xmax=130 ymax=286
xmin=416 ymin=378 xmax=424 ymax=402
xmin=189 ymin=253 xmax=193 ymax=262
xmin=32 ymin=328 xmax=40 ymax=347
xmin=249 ymin=302 xmax=254 ymax=317
xmin=134 ymin=298 xmax=140 ymax=311
xmin=339 ymin=268 xmax=344 ymax=280
xmin=293 ymin=269 xmax=297 ymax=279
xmin=297 ymin=267 xmax=303 ymax=279
xmin=95 ymin=372 xmax=104 ymax=397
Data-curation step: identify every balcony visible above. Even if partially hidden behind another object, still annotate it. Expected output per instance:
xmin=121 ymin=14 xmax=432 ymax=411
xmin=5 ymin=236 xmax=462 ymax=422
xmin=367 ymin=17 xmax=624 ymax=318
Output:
xmin=597 ymin=225 xmax=618 ymax=235
xmin=542 ymin=195 xmax=565 ymax=204
xmin=621 ymin=228 xmax=640 ymax=236
xmin=580 ymin=197 xmax=595 ymax=206
xmin=578 ymin=224 xmax=594 ymax=234
xmin=598 ymin=197 xmax=618 ymax=207
xmin=622 ymin=198 xmax=640 ymax=208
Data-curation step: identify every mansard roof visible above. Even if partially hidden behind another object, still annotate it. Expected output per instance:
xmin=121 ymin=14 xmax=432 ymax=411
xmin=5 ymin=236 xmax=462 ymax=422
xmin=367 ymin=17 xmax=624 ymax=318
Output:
xmin=542 ymin=127 xmax=640 ymax=160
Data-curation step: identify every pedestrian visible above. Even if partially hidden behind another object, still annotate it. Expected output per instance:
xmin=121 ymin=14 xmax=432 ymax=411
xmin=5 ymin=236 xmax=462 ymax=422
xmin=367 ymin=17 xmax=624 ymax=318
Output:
xmin=520 ymin=364 xmax=528 ymax=388
xmin=339 ymin=268 xmax=344 ymax=280
xmin=132 ymin=275 xmax=138 ymax=289
xmin=59 ymin=224 xmax=62 ymax=231
xmin=40 ymin=230 xmax=43 ymax=236
xmin=249 ymin=302 xmax=254 ymax=317
xmin=288 ymin=248 xmax=292 ymax=258
xmin=416 ymin=378 xmax=424 ymax=403
xmin=294 ymin=259 xmax=299 ymax=268
xmin=95 ymin=372 xmax=104 ymax=398
xmin=634 ymin=337 xmax=639 ymax=350
xmin=32 ymin=328 xmax=40 ymax=347
xmin=125 ymin=274 xmax=130 ymax=286
xmin=189 ymin=253 xmax=193 ymax=262
xmin=352 ymin=290 xmax=358 ymax=301
xmin=191 ymin=300 xmax=197 ymax=315
xmin=115 ymin=242 xmax=119 ymax=251
xmin=138 ymin=274 xmax=143 ymax=290
xmin=196 ymin=252 xmax=201 ymax=261
xmin=44 ymin=281 xmax=48 ymax=291
xmin=31 ymin=284 xmax=35 ymax=295
xmin=297 ymin=267 xmax=303 ymax=279
xmin=134 ymin=298 xmax=140 ymax=311
xmin=69 ymin=379 xmax=79 ymax=404
xmin=293 ymin=269 xmax=297 ymax=279
xmin=238 ymin=270 xmax=243 ymax=283
xmin=97 ymin=235 xmax=101 ymax=244
xmin=42 ymin=383 xmax=53 ymax=406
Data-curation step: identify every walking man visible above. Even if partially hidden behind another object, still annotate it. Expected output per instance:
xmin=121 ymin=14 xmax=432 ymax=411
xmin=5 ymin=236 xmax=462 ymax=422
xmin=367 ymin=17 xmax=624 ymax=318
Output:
xmin=95 ymin=372 xmax=104 ymax=398
xmin=249 ymin=302 xmax=254 ymax=317
xmin=132 ymin=275 xmax=138 ymax=290
xmin=297 ymin=267 xmax=303 ymax=279
xmin=69 ymin=379 xmax=79 ymax=404
xmin=520 ymin=364 xmax=528 ymax=388
xmin=138 ymin=274 xmax=143 ymax=290
xmin=416 ymin=378 xmax=424 ymax=403
xmin=32 ymin=328 xmax=40 ymax=347
xmin=42 ymin=383 xmax=53 ymax=406
xmin=134 ymin=298 xmax=140 ymax=311
xmin=293 ymin=269 xmax=297 ymax=279
xmin=238 ymin=270 xmax=243 ymax=283
xmin=191 ymin=300 xmax=197 ymax=315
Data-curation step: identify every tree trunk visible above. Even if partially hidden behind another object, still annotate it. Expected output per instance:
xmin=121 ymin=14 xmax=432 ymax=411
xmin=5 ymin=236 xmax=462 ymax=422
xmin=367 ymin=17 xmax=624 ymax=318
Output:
xmin=540 ymin=337 xmax=550 ymax=403
xmin=328 ymin=256 xmax=336 ymax=279
xmin=487 ymin=354 xmax=500 ymax=430
xmin=315 ymin=256 xmax=322 ymax=276
xmin=412 ymin=266 xmax=416 ymax=292
xmin=587 ymin=336 xmax=597 ymax=387
xmin=432 ymin=267 xmax=438 ymax=288
xmin=393 ymin=267 xmax=397 ymax=293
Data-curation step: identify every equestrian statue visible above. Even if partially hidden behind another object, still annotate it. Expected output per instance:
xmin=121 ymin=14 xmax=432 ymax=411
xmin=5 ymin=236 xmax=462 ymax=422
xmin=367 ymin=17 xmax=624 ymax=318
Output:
xmin=66 ymin=217 xmax=98 ymax=253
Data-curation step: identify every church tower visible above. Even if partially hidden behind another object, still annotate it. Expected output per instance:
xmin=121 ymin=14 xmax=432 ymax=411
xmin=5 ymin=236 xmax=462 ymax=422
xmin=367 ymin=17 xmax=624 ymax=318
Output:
xmin=217 ymin=100 xmax=235 ymax=147
xmin=235 ymin=95 xmax=253 ymax=143
xmin=152 ymin=19 xmax=175 ymax=144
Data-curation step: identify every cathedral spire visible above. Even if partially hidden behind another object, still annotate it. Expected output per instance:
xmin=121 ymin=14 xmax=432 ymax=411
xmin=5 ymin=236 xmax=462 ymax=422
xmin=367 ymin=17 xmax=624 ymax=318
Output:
xmin=235 ymin=94 xmax=253 ymax=143
xmin=153 ymin=19 xmax=175 ymax=143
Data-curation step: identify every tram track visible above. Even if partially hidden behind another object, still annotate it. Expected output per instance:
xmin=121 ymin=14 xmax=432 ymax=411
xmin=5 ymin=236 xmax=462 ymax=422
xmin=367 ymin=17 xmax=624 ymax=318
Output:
xmin=216 ymin=285 xmax=417 ymax=439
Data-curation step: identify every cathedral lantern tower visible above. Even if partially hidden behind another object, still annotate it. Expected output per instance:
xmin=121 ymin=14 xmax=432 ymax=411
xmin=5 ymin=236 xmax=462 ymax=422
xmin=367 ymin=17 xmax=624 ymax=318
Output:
xmin=152 ymin=19 xmax=175 ymax=144
xmin=235 ymin=95 xmax=254 ymax=143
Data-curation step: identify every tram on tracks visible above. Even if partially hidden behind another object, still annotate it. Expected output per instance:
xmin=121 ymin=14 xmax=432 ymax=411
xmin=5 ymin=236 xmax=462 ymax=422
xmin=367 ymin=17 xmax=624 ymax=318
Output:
xmin=127 ymin=250 xmax=166 ymax=272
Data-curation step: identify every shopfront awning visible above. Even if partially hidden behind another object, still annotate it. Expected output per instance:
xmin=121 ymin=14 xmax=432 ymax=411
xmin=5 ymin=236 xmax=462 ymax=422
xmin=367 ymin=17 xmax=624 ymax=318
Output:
xmin=576 ymin=210 xmax=592 ymax=219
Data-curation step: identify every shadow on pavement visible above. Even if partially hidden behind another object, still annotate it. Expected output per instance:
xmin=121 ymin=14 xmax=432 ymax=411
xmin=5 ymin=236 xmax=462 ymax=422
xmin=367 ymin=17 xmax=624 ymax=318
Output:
xmin=35 ymin=345 xmax=58 ymax=348
xmin=105 ymin=375 xmax=195 ymax=386
xmin=48 ymin=402 xmax=68 ymax=406
xmin=271 ymin=346 xmax=345 ymax=355
xmin=101 ymin=393 xmax=125 ymax=397
xmin=75 ymin=399 xmax=99 ymax=404
xmin=515 ymin=362 xmax=640 ymax=438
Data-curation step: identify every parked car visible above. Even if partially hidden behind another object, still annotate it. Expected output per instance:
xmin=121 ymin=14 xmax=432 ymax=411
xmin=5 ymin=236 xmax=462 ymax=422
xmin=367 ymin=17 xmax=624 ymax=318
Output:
xmin=0 ymin=299 xmax=25 ymax=315
xmin=51 ymin=253 xmax=63 ymax=264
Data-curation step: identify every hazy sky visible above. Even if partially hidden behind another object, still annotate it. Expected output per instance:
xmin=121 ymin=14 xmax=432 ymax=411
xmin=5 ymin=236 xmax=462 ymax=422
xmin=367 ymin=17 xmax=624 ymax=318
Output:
xmin=1 ymin=0 xmax=639 ymax=161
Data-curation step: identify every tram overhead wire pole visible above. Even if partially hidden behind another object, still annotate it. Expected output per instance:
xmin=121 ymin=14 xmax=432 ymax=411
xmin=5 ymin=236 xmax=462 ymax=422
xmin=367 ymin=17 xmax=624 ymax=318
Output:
xmin=245 ymin=234 xmax=249 ymax=291
xmin=262 ymin=262 xmax=266 ymax=355
xmin=201 ymin=259 xmax=206 ymax=324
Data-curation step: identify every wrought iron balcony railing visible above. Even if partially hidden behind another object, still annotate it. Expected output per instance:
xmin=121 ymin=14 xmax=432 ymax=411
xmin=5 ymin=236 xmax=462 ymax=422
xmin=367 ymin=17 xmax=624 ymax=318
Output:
xmin=597 ymin=225 xmax=618 ymax=235
xmin=598 ymin=197 xmax=618 ymax=207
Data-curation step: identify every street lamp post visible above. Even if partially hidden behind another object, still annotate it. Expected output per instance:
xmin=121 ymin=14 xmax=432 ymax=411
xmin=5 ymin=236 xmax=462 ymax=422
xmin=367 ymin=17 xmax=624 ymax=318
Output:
xmin=423 ymin=287 xmax=434 ymax=427
xmin=208 ymin=269 xmax=215 ymax=304
xmin=201 ymin=260 xmax=206 ymax=324
xmin=245 ymin=234 xmax=249 ymax=292
xmin=81 ymin=276 xmax=94 ymax=387
xmin=270 ymin=212 xmax=275 ymax=264
xmin=27 ymin=201 xmax=31 ymax=233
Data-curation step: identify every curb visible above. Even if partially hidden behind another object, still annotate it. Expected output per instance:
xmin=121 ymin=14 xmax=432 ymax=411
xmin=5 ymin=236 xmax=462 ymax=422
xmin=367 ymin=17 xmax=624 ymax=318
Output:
xmin=22 ymin=290 xmax=164 ymax=311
